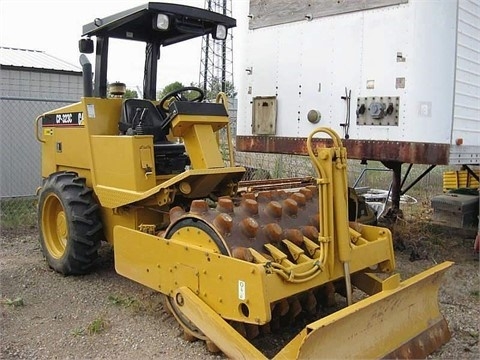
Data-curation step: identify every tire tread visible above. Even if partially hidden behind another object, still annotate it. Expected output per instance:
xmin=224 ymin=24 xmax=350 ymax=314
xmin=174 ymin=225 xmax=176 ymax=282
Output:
xmin=38 ymin=172 xmax=103 ymax=275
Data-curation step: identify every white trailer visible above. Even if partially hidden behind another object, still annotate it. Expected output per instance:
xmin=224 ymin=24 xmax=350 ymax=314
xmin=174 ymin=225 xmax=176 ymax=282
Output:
xmin=235 ymin=0 xmax=479 ymax=209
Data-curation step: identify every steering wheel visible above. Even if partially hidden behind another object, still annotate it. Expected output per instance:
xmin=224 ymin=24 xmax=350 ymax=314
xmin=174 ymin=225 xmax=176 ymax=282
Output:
xmin=158 ymin=86 xmax=205 ymax=112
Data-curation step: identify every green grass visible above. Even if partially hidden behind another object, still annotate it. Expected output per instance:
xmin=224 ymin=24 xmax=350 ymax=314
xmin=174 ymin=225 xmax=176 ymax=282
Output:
xmin=469 ymin=331 xmax=479 ymax=340
xmin=107 ymin=293 xmax=163 ymax=315
xmin=71 ymin=327 xmax=85 ymax=337
xmin=347 ymin=160 xmax=446 ymax=199
xmin=87 ymin=317 xmax=107 ymax=335
xmin=0 ymin=197 xmax=37 ymax=229
xmin=70 ymin=316 xmax=108 ymax=337
xmin=108 ymin=294 xmax=137 ymax=308
xmin=107 ymin=292 xmax=165 ymax=316
xmin=1 ymin=297 xmax=25 ymax=307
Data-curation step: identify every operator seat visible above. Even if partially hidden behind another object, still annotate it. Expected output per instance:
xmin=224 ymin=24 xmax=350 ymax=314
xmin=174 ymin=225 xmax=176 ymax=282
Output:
xmin=119 ymin=98 xmax=166 ymax=140
xmin=118 ymin=99 xmax=189 ymax=175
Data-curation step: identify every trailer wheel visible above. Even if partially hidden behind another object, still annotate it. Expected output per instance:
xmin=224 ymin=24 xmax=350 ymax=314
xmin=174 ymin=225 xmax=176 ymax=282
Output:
xmin=38 ymin=172 xmax=103 ymax=275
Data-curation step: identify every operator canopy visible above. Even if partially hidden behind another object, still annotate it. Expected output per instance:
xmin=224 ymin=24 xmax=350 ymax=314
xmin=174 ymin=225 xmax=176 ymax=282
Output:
xmin=78 ymin=2 xmax=236 ymax=99
xmin=81 ymin=2 xmax=236 ymax=45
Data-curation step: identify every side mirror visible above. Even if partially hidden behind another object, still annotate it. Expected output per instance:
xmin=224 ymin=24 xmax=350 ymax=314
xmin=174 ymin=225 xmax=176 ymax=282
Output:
xmin=79 ymin=38 xmax=94 ymax=54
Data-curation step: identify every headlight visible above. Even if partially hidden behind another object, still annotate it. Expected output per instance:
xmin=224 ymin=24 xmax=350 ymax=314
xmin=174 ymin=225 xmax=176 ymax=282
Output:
xmin=214 ymin=24 xmax=227 ymax=40
xmin=155 ymin=14 xmax=170 ymax=30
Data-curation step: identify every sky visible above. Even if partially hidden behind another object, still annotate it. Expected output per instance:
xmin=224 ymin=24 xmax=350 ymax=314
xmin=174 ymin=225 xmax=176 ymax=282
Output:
xmin=0 ymin=0 xmax=249 ymax=94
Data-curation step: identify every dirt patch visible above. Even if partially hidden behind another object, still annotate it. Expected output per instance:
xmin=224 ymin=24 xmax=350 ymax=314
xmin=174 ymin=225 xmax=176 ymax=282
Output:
xmin=0 ymin=229 xmax=221 ymax=360
xmin=1 ymin=219 xmax=479 ymax=359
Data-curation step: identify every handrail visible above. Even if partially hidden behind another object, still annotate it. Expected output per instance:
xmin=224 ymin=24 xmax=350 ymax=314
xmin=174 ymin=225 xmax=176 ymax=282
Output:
xmin=35 ymin=115 xmax=46 ymax=143
xmin=215 ymin=92 xmax=235 ymax=166
xmin=306 ymin=127 xmax=352 ymax=305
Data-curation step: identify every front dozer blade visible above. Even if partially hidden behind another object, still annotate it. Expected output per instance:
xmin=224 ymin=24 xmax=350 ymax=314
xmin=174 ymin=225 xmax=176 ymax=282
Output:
xmin=173 ymin=262 xmax=452 ymax=359
xmin=276 ymin=261 xmax=453 ymax=359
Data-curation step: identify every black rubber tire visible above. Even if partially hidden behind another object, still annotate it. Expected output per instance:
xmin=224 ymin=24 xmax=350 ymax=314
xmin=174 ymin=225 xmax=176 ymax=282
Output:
xmin=38 ymin=172 xmax=103 ymax=275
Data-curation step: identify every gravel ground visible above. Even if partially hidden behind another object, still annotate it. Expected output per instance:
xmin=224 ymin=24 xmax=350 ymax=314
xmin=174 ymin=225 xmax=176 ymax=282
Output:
xmin=1 ymin=223 xmax=479 ymax=359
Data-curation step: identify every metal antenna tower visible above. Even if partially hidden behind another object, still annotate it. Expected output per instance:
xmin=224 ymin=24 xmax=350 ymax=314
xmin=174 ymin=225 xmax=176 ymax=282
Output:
xmin=199 ymin=0 xmax=234 ymax=100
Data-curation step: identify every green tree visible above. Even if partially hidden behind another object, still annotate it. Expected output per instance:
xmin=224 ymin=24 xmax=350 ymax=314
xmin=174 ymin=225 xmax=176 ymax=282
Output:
xmin=124 ymin=88 xmax=138 ymax=99
xmin=194 ymin=77 xmax=236 ymax=100
xmin=157 ymin=81 xmax=186 ymax=99
xmin=158 ymin=79 xmax=236 ymax=102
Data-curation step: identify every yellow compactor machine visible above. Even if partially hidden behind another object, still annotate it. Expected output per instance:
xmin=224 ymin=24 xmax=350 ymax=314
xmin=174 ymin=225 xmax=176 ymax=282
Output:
xmin=35 ymin=3 xmax=453 ymax=358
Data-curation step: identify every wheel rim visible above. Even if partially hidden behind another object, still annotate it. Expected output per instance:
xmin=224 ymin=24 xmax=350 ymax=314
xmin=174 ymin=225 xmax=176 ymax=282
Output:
xmin=42 ymin=193 xmax=68 ymax=259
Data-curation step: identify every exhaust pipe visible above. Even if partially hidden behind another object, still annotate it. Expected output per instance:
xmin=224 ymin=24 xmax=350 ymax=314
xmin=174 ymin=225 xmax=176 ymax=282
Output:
xmin=79 ymin=54 xmax=93 ymax=97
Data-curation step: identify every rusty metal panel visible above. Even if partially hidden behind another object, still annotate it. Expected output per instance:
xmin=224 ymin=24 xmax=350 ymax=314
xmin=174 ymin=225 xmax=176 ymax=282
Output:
xmin=236 ymin=136 xmax=450 ymax=165
xmin=249 ymin=0 xmax=409 ymax=30
xmin=383 ymin=319 xmax=450 ymax=359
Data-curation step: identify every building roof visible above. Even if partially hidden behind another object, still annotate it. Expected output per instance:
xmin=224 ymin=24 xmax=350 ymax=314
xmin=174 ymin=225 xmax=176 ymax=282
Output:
xmin=0 ymin=47 xmax=81 ymax=72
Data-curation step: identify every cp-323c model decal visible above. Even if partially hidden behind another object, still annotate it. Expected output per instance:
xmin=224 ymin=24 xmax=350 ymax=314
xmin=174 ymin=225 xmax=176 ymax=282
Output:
xmin=42 ymin=112 xmax=84 ymax=126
